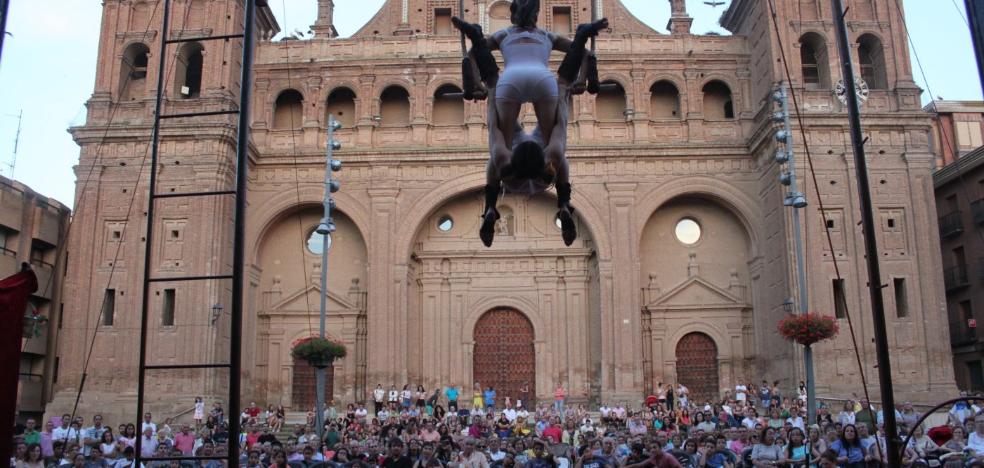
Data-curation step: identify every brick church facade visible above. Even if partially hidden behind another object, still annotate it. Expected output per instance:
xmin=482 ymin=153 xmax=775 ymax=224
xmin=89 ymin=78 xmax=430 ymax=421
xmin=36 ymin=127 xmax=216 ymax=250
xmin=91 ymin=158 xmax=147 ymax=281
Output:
xmin=48 ymin=0 xmax=955 ymax=421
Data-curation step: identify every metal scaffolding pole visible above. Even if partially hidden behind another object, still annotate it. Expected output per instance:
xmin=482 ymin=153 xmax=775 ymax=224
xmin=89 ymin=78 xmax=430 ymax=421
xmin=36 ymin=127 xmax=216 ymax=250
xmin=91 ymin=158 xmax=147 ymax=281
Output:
xmin=830 ymin=1 xmax=900 ymax=466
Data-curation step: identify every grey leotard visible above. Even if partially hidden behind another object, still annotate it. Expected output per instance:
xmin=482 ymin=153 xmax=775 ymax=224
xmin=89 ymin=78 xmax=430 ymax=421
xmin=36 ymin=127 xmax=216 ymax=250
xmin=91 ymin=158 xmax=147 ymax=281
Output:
xmin=495 ymin=26 xmax=559 ymax=103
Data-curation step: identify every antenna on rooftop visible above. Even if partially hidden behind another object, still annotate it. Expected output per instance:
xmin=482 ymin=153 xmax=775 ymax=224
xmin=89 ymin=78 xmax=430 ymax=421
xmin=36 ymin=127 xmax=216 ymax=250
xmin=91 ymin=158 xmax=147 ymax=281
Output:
xmin=5 ymin=110 xmax=21 ymax=178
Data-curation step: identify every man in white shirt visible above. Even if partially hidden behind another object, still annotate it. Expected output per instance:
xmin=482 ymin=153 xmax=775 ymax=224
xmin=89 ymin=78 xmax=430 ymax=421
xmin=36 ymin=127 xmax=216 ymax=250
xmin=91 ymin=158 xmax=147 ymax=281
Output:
xmin=968 ymin=416 xmax=984 ymax=462
xmin=378 ymin=407 xmax=390 ymax=421
xmin=141 ymin=412 xmax=157 ymax=435
xmin=735 ymin=381 xmax=747 ymax=403
xmin=785 ymin=406 xmax=805 ymax=431
xmin=139 ymin=427 xmax=158 ymax=458
xmin=741 ymin=408 xmax=757 ymax=429
xmin=503 ymin=406 xmax=517 ymax=422
xmin=373 ymin=384 xmax=386 ymax=415
xmin=354 ymin=403 xmax=369 ymax=421
xmin=52 ymin=414 xmax=72 ymax=442
xmin=488 ymin=438 xmax=507 ymax=462
xmin=599 ymin=405 xmax=610 ymax=425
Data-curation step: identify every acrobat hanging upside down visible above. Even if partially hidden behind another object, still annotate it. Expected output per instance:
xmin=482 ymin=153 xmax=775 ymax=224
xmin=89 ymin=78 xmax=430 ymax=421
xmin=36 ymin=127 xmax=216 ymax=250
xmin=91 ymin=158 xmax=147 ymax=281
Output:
xmin=453 ymin=0 xmax=608 ymax=247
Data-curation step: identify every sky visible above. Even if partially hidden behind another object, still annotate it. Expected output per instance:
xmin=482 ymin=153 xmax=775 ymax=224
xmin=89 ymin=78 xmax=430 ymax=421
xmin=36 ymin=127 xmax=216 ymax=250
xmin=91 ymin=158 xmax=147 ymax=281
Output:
xmin=0 ymin=0 xmax=978 ymax=208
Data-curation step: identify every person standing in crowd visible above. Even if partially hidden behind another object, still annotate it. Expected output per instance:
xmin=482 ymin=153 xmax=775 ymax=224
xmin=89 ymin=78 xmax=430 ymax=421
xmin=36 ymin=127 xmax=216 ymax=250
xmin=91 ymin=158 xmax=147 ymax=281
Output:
xmin=484 ymin=387 xmax=497 ymax=413
xmin=193 ymin=396 xmax=205 ymax=429
xmin=82 ymin=414 xmax=107 ymax=457
xmin=141 ymin=413 xmax=157 ymax=436
xmin=758 ymin=381 xmax=772 ymax=411
xmin=520 ymin=381 xmax=532 ymax=409
xmin=427 ymin=387 xmax=440 ymax=416
xmin=554 ymin=385 xmax=566 ymax=417
xmin=52 ymin=415 xmax=72 ymax=442
xmin=374 ymin=383 xmax=387 ymax=415
xmin=735 ymin=379 xmax=748 ymax=405
xmin=389 ymin=385 xmax=400 ymax=410
xmin=853 ymin=399 xmax=876 ymax=434
xmin=446 ymin=384 xmax=460 ymax=413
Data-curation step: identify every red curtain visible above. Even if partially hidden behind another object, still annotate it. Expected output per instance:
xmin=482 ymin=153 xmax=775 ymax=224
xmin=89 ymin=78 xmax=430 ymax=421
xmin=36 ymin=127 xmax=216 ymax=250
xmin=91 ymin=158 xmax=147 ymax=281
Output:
xmin=0 ymin=266 xmax=38 ymax=465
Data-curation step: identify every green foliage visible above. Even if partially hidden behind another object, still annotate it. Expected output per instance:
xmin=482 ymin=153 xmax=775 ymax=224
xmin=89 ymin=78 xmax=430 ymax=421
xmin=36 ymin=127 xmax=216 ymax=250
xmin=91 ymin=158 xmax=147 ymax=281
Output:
xmin=290 ymin=337 xmax=347 ymax=364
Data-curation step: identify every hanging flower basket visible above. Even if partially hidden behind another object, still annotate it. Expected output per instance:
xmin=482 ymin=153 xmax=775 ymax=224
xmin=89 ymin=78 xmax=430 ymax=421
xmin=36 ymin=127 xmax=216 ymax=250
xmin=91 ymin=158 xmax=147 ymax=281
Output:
xmin=22 ymin=312 xmax=48 ymax=339
xmin=777 ymin=313 xmax=839 ymax=346
xmin=291 ymin=337 xmax=347 ymax=369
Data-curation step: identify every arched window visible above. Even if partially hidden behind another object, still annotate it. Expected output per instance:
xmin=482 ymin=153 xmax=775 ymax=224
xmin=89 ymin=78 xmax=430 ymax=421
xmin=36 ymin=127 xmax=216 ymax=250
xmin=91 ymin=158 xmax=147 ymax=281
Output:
xmin=596 ymin=80 xmax=627 ymax=121
xmin=702 ymin=81 xmax=734 ymax=120
xmin=857 ymin=34 xmax=888 ymax=90
xmin=273 ymin=89 xmax=304 ymax=129
xmin=649 ymin=81 xmax=680 ymax=119
xmin=489 ymin=1 xmax=512 ymax=33
xmin=120 ymin=43 xmax=150 ymax=101
xmin=379 ymin=86 xmax=411 ymax=126
xmin=799 ymin=33 xmax=831 ymax=89
xmin=175 ymin=42 xmax=204 ymax=98
xmin=432 ymin=84 xmax=464 ymax=125
xmin=326 ymin=87 xmax=356 ymax=128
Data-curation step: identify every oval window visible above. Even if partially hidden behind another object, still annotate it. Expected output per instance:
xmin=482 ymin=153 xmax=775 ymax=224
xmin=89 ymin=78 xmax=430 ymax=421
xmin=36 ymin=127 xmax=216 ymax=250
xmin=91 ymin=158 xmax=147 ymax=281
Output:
xmin=675 ymin=218 xmax=701 ymax=245
xmin=307 ymin=229 xmax=332 ymax=254
xmin=437 ymin=215 xmax=454 ymax=232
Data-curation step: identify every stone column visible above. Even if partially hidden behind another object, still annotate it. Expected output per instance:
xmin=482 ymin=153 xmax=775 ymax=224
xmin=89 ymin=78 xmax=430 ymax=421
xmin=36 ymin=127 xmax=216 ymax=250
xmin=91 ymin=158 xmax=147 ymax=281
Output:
xmin=367 ymin=188 xmax=401 ymax=385
xmin=602 ymin=182 xmax=642 ymax=400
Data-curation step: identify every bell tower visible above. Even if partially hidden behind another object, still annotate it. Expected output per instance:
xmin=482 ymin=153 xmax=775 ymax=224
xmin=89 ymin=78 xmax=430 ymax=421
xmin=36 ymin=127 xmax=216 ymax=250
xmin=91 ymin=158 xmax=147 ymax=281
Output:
xmin=50 ymin=0 xmax=278 ymax=422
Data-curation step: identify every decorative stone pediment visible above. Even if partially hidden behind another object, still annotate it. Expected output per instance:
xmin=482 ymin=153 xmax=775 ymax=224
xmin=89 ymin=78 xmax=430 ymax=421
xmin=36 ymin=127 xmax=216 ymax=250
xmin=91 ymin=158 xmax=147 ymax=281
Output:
xmin=265 ymin=284 xmax=360 ymax=315
xmin=645 ymin=276 xmax=747 ymax=310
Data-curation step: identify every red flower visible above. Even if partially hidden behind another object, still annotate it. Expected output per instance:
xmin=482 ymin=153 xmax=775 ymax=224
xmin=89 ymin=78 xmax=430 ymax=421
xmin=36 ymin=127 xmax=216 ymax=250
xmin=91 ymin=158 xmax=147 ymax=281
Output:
xmin=777 ymin=312 xmax=839 ymax=346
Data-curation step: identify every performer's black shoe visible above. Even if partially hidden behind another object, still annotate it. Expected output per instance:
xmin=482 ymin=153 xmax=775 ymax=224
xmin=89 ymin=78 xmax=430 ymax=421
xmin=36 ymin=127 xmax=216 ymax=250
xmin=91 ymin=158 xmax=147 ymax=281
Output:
xmin=555 ymin=182 xmax=577 ymax=246
xmin=575 ymin=18 xmax=609 ymax=44
xmin=558 ymin=18 xmax=609 ymax=83
xmin=557 ymin=206 xmax=577 ymax=246
xmin=479 ymin=207 xmax=500 ymax=247
xmin=452 ymin=17 xmax=484 ymax=41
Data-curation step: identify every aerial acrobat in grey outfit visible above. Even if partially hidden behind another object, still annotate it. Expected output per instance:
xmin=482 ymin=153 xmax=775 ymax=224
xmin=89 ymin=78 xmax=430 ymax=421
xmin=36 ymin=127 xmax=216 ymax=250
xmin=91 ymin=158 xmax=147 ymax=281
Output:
xmin=453 ymin=0 xmax=608 ymax=247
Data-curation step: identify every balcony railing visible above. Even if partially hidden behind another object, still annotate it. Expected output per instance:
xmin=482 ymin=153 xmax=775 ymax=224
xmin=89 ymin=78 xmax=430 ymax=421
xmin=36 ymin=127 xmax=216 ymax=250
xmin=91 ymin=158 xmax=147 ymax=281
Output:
xmin=944 ymin=264 xmax=970 ymax=291
xmin=950 ymin=320 xmax=978 ymax=346
xmin=939 ymin=210 xmax=964 ymax=238
xmin=972 ymin=199 xmax=984 ymax=226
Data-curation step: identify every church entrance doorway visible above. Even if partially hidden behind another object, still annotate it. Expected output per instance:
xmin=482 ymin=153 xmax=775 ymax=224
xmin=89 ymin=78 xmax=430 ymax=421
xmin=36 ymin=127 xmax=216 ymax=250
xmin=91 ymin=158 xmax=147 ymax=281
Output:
xmin=473 ymin=308 xmax=536 ymax=408
xmin=292 ymin=358 xmax=334 ymax=410
xmin=675 ymin=332 xmax=719 ymax=403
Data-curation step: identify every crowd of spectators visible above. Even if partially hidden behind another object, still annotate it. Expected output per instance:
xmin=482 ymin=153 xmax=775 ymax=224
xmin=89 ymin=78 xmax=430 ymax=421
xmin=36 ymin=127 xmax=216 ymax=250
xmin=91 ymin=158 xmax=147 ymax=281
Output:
xmin=10 ymin=383 xmax=984 ymax=468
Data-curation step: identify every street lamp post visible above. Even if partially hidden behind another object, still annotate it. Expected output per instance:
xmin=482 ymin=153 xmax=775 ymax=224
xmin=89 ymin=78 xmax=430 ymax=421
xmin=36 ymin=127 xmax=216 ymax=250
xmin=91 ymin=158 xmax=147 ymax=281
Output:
xmin=774 ymin=84 xmax=815 ymax=431
xmin=315 ymin=115 xmax=342 ymax=442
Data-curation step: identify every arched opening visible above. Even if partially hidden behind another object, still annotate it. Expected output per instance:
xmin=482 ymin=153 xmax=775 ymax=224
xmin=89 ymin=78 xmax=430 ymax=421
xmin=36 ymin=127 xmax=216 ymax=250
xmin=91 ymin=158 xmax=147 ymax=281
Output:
xmin=257 ymin=207 xmax=369 ymax=405
xmin=292 ymin=352 xmax=335 ymax=410
xmin=119 ymin=43 xmax=150 ymax=101
xmin=175 ymin=42 xmax=204 ymax=99
xmin=273 ymin=89 xmax=304 ymax=129
xmin=433 ymin=84 xmax=464 ymax=125
xmin=379 ymin=86 xmax=411 ymax=125
xmin=473 ymin=308 xmax=535 ymax=406
xmin=799 ymin=33 xmax=831 ymax=89
xmin=640 ymin=195 xmax=753 ymax=399
xmin=675 ymin=332 xmax=719 ymax=403
xmin=326 ymin=87 xmax=357 ymax=128
xmin=596 ymin=80 xmax=627 ymax=121
xmin=489 ymin=1 xmax=512 ymax=33
xmin=858 ymin=34 xmax=888 ymax=90
xmin=649 ymin=80 xmax=681 ymax=119
xmin=702 ymin=81 xmax=734 ymax=120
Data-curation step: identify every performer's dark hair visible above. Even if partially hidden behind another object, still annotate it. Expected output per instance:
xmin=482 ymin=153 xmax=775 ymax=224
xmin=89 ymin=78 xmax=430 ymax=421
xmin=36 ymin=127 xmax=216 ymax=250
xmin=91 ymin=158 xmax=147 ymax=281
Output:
xmin=506 ymin=140 xmax=551 ymax=183
xmin=510 ymin=0 xmax=540 ymax=29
